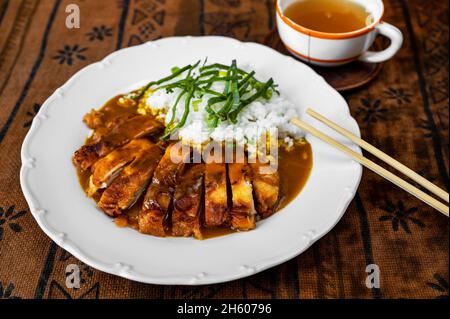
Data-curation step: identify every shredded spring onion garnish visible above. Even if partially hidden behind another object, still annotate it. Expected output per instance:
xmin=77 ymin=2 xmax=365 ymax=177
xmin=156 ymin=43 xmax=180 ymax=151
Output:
xmin=133 ymin=59 xmax=279 ymax=139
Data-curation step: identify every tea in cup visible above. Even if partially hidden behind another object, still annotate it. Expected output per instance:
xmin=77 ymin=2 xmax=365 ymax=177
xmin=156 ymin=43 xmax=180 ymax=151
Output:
xmin=276 ymin=0 xmax=403 ymax=66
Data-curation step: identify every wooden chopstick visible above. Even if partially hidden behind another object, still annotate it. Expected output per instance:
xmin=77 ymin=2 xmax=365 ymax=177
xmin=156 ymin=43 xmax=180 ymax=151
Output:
xmin=290 ymin=117 xmax=449 ymax=217
xmin=306 ymin=108 xmax=450 ymax=203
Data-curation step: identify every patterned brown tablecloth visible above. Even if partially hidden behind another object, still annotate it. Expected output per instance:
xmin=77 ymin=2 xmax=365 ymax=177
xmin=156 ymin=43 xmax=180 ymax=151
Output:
xmin=0 ymin=0 xmax=448 ymax=299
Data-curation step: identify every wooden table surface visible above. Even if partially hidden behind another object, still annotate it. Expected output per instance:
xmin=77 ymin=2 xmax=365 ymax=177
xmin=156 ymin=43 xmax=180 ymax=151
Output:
xmin=0 ymin=0 xmax=448 ymax=299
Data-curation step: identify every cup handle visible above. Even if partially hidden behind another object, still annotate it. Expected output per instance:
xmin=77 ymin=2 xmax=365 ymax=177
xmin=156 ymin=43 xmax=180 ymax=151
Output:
xmin=359 ymin=22 xmax=403 ymax=63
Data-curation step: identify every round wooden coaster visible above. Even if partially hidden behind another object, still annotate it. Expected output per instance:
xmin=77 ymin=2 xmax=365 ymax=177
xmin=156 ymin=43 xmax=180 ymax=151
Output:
xmin=263 ymin=28 xmax=382 ymax=92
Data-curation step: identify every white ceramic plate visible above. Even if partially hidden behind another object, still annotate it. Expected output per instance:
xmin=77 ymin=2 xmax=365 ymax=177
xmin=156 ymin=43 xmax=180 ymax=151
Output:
xmin=20 ymin=36 xmax=362 ymax=285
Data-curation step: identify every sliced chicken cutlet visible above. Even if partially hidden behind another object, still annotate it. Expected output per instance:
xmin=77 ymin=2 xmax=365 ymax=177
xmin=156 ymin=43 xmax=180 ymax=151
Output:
xmin=249 ymin=160 xmax=280 ymax=218
xmin=85 ymin=100 xmax=143 ymax=143
xmin=88 ymin=113 xmax=135 ymax=144
xmin=73 ymin=115 xmax=163 ymax=171
xmin=88 ymin=139 xmax=154 ymax=196
xmin=172 ymin=163 xmax=204 ymax=239
xmin=139 ymin=144 xmax=189 ymax=236
xmin=204 ymin=155 xmax=230 ymax=227
xmin=98 ymin=142 xmax=163 ymax=216
xmin=228 ymin=160 xmax=256 ymax=231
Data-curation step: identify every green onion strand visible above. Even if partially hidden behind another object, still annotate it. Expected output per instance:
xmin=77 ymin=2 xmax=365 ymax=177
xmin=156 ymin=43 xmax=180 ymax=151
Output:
xmin=135 ymin=64 xmax=192 ymax=101
xmin=139 ymin=60 xmax=278 ymax=137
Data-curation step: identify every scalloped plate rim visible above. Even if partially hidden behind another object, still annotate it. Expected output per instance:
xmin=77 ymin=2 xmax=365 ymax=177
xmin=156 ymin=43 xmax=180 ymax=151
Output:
xmin=20 ymin=36 xmax=362 ymax=285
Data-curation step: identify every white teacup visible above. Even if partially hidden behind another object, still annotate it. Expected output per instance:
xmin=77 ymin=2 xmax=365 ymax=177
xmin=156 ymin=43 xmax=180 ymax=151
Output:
xmin=276 ymin=0 xmax=403 ymax=66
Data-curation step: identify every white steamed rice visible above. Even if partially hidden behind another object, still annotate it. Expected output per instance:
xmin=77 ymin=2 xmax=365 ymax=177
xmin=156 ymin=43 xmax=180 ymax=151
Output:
xmin=142 ymin=67 xmax=304 ymax=148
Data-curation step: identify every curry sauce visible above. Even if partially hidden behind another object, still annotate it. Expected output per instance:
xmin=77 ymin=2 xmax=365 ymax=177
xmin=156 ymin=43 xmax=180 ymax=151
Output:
xmin=76 ymin=95 xmax=313 ymax=239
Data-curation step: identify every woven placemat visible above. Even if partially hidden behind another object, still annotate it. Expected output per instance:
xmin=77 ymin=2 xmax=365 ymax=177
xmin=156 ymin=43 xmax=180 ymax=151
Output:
xmin=0 ymin=0 xmax=447 ymax=299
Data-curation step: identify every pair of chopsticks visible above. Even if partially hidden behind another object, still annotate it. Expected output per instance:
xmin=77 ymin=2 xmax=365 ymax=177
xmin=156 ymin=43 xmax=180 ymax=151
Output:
xmin=291 ymin=109 xmax=449 ymax=217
